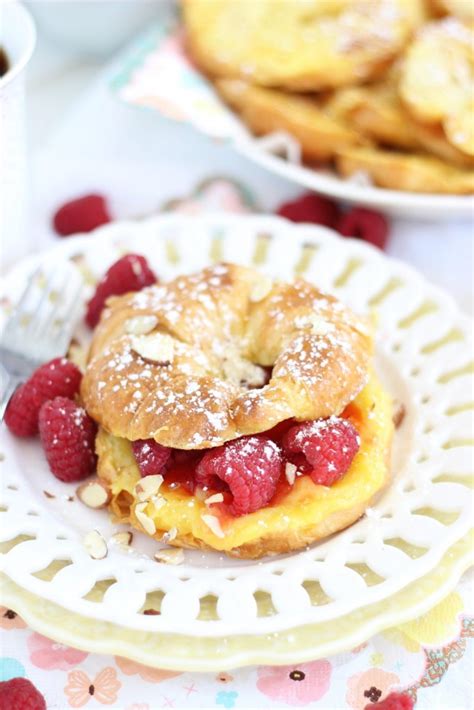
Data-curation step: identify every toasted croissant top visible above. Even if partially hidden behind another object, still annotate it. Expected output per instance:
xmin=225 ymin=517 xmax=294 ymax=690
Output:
xmin=81 ymin=263 xmax=373 ymax=449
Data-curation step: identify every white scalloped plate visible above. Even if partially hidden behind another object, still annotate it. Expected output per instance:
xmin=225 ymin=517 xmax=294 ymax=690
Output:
xmin=1 ymin=215 xmax=473 ymax=657
xmin=1 ymin=532 xmax=472 ymax=671
xmin=236 ymin=137 xmax=474 ymax=220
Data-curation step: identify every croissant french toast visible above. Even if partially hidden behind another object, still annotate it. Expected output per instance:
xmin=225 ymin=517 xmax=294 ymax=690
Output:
xmin=215 ymin=78 xmax=364 ymax=163
xmin=183 ymin=0 xmax=424 ymax=91
xmin=336 ymin=146 xmax=474 ymax=194
xmin=82 ymin=263 xmax=393 ymax=558
xmin=181 ymin=2 xmax=472 ymax=195
xmin=399 ymin=18 xmax=474 ymax=157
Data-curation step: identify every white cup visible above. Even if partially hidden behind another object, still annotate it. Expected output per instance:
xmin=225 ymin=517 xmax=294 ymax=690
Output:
xmin=0 ymin=2 xmax=36 ymax=270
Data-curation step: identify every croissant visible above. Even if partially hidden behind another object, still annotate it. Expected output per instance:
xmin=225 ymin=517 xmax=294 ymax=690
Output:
xmin=82 ymin=263 xmax=393 ymax=558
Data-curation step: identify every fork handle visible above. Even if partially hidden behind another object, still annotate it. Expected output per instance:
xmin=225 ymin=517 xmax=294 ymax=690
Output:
xmin=0 ymin=372 xmax=22 ymax=421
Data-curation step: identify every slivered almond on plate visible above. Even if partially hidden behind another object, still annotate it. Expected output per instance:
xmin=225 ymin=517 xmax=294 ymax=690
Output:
xmin=154 ymin=548 xmax=185 ymax=565
xmin=83 ymin=530 xmax=108 ymax=559
xmin=76 ymin=480 xmax=111 ymax=509
xmin=110 ymin=531 xmax=133 ymax=547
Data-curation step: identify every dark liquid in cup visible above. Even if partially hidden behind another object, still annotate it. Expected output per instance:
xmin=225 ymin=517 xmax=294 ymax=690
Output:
xmin=0 ymin=47 xmax=9 ymax=78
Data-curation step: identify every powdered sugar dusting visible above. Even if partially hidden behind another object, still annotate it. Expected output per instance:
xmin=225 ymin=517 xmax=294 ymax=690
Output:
xmin=84 ymin=264 xmax=371 ymax=448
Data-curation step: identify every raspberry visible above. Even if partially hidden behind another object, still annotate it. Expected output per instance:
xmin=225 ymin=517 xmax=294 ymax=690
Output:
xmin=283 ymin=416 xmax=360 ymax=486
xmin=336 ymin=207 xmax=389 ymax=250
xmin=38 ymin=397 xmax=97 ymax=482
xmin=277 ymin=192 xmax=340 ymax=229
xmin=196 ymin=436 xmax=282 ymax=515
xmin=53 ymin=193 xmax=111 ymax=236
xmin=85 ymin=254 xmax=157 ymax=328
xmin=0 ymin=678 xmax=46 ymax=710
xmin=5 ymin=358 xmax=82 ymax=437
xmin=364 ymin=692 xmax=414 ymax=710
xmin=132 ymin=439 xmax=172 ymax=477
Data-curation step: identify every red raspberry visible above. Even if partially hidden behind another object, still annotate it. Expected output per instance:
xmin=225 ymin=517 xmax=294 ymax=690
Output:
xmin=196 ymin=436 xmax=283 ymax=515
xmin=5 ymin=358 xmax=82 ymax=437
xmin=132 ymin=439 xmax=172 ymax=477
xmin=38 ymin=397 xmax=97 ymax=482
xmin=53 ymin=193 xmax=111 ymax=236
xmin=277 ymin=192 xmax=340 ymax=228
xmin=0 ymin=678 xmax=46 ymax=710
xmin=337 ymin=207 xmax=389 ymax=250
xmin=85 ymin=254 xmax=157 ymax=328
xmin=283 ymin=416 xmax=360 ymax=486
xmin=365 ymin=692 xmax=414 ymax=710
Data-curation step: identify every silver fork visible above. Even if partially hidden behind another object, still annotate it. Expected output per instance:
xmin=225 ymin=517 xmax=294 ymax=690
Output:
xmin=0 ymin=261 xmax=84 ymax=419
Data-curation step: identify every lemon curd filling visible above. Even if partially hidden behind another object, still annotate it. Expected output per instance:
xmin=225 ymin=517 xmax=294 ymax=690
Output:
xmin=96 ymin=372 xmax=393 ymax=556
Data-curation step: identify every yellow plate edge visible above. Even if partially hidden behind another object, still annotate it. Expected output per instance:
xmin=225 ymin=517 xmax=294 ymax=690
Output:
xmin=1 ymin=530 xmax=472 ymax=672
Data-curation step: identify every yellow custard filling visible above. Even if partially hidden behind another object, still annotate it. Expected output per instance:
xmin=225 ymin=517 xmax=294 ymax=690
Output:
xmin=96 ymin=372 xmax=393 ymax=556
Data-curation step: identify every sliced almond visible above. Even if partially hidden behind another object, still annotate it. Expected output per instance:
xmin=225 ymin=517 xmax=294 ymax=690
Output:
xmin=43 ymin=490 xmax=55 ymax=499
xmin=134 ymin=474 xmax=164 ymax=502
xmin=205 ymin=493 xmax=224 ymax=506
xmin=150 ymin=495 xmax=167 ymax=511
xmin=125 ymin=315 xmax=158 ymax=335
xmin=154 ymin=548 xmax=185 ymax=565
xmin=131 ymin=332 xmax=175 ymax=364
xmin=201 ymin=514 xmax=225 ymax=538
xmin=83 ymin=530 xmax=108 ymax=560
xmin=162 ymin=527 xmax=178 ymax=543
xmin=284 ymin=462 xmax=297 ymax=486
xmin=110 ymin=531 xmax=133 ymax=548
xmin=135 ymin=502 xmax=156 ymax=535
xmin=250 ymin=276 xmax=273 ymax=303
xmin=393 ymin=402 xmax=406 ymax=429
xmin=76 ymin=480 xmax=111 ymax=509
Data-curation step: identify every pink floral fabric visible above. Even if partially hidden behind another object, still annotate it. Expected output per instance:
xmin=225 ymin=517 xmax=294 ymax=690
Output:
xmin=28 ymin=633 xmax=88 ymax=670
xmin=257 ymin=660 xmax=332 ymax=706
xmin=346 ymin=668 xmax=400 ymax=709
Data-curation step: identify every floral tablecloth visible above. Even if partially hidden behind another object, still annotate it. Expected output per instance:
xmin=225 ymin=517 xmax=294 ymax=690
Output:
xmin=1 ymin=583 xmax=472 ymax=709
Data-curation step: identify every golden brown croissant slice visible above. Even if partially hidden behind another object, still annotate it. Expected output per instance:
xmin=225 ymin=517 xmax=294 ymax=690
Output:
xmin=82 ymin=264 xmax=373 ymax=449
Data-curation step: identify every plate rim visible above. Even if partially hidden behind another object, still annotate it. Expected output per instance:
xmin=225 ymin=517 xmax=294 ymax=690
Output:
xmin=0 ymin=213 xmax=472 ymax=640
xmin=237 ymin=139 xmax=474 ymax=217
xmin=0 ymin=211 xmax=471 ymax=312
xmin=1 ymin=532 xmax=472 ymax=671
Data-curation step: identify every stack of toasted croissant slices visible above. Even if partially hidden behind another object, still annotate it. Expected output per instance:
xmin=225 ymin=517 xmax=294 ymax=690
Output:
xmin=183 ymin=0 xmax=474 ymax=194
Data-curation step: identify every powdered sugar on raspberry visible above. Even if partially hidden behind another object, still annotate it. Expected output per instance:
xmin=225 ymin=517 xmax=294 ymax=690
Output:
xmin=196 ymin=435 xmax=283 ymax=515
xmin=284 ymin=416 xmax=360 ymax=486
